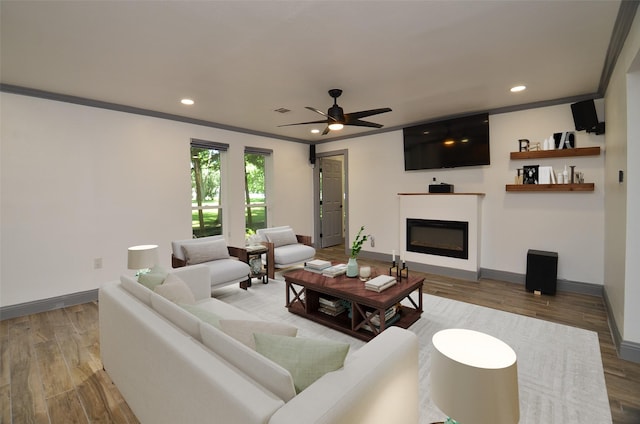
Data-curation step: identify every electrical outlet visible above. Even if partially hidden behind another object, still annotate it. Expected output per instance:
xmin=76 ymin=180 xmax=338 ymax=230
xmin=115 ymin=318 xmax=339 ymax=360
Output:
xmin=94 ymin=258 xmax=103 ymax=269
xmin=370 ymin=236 xmax=375 ymax=247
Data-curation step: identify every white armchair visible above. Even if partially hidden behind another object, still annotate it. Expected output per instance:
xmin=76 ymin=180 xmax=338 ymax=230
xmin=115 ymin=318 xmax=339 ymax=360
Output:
xmin=171 ymin=235 xmax=250 ymax=291
xmin=256 ymin=226 xmax=315 ymax=279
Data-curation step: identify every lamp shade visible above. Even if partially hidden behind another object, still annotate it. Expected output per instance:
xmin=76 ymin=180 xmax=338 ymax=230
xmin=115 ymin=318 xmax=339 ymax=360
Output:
xmin=127 ymin=244 xmax=158 ymax=270
xmin=430 ymin=329 xmax=519 ymax=424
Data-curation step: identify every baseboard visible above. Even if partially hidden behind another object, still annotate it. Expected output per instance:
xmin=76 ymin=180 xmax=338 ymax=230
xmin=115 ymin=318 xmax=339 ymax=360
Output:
xmin=480 ymin=268 xmax=604 ymax=297
xmin=603 ymin=288 xmax=640 ymax=364
xmin=0 ymin=289 xmax=99 ymax=321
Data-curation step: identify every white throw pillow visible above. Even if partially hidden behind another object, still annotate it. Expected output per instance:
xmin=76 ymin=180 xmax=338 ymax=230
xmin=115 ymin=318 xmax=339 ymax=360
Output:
xmin=138 ymin=265 xmax=168 ymax=290
xmin=219 ymin=320 xmax=298 ymax=349
xmin=154 ymin=273 xmax=196 ymax=305
xmin=181 ymin=239 xmax=230 ymax=265
xmin=265 ymin=228 xmax=298 ymax=248
xmin=254 ymin=333 xmax=349 ymax=393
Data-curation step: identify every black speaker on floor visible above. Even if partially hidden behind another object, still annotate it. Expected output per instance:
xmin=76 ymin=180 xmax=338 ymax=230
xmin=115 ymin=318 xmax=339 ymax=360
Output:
xmin=309 ymin=144 xmax=316 ymax=165
xmin=525 ymin=249 xmax=558 ymax=295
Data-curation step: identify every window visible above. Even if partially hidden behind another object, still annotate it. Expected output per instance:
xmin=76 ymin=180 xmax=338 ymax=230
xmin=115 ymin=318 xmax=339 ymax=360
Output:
xmin=191 ymin=139 xmax=228 ymax=238
xmin=244 ymin=148 xmax=271 ymax=234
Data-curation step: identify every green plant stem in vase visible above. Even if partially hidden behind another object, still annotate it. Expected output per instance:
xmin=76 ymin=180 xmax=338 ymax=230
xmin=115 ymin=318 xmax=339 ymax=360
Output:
xmin=347 ymin=226 xmax=369 ymax=277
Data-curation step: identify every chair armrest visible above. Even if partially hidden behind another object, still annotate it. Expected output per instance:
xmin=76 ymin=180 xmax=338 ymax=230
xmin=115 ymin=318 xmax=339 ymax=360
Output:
xmin=263 ymin=241 xmax=276 ymax=279
xmin=227 ymin=246 xmax=248 ymax=262
xmin=172 ymin=254 xmax=187 ymax=268
xmin=296 ymin=234 xmax=312 ymax=246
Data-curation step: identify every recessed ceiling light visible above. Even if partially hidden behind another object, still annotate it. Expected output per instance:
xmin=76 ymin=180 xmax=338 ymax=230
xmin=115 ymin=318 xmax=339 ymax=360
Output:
xmin=510 ymin=85 xmax=526 ymax=93
xmin=181 ymin=98 xmax=195 ymax=105
xmin=311 ymin=129 xmax=320 ymax=134
xmin=444 ymin=139 xmax=455 ymax=146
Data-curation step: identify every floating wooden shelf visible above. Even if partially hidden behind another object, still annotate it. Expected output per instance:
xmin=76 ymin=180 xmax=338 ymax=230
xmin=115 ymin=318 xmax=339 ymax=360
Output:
xmin=510 ymin=146 xmax=600 ymax=160
xmin=505 ymin=183 xmax=595 ymax=192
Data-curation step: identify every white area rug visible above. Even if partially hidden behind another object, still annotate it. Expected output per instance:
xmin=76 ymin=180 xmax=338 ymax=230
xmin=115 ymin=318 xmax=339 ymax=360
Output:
xmin=214 ymin=278 xmax=611 ymax=424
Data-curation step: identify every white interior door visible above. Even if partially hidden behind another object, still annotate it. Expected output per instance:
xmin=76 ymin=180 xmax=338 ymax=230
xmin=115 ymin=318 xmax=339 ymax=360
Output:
xmin=320 ymin=157 xmax=344 ymax=248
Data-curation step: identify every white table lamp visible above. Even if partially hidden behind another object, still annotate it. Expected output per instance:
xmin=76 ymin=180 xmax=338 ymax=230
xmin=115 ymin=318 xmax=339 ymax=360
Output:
xmin=127 ymin=244 xmax=158 ymax=275
xmin=430 ymin=328 xmax=519 ymax=424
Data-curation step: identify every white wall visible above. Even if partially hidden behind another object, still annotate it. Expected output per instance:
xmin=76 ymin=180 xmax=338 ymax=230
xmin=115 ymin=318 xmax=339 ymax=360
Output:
xmin=318 ymin=103 xmax=605 ymax=284
xmin=0 ymin=93 xmax=313 ymax=307
xmin=604 ymin=10 xmax=640 ymax=345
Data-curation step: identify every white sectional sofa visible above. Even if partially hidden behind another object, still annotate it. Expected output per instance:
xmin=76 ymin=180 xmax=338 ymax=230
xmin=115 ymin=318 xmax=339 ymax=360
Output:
xmin=99 ymin=265 xmax=420 ymax=424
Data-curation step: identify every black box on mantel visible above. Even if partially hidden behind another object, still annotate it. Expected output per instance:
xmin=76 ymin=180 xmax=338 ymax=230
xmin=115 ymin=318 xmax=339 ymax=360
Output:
xmin=526 ymin=249 xmax=558 ymax=295
xmin=428 ymin=183 xmax=454 ymax=193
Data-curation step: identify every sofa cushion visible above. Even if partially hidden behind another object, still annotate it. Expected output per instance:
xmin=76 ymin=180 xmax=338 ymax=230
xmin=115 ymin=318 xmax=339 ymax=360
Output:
xmin=180 ymin=304 xmax=223 ymax=328
xmin=150 ymin=292 xmax=201 ymax=339
xmin=272 ymin=243 xmax=316 ymax=266
xmin=120 ymin=275 xmax=152 ymax=306
xmin=205 ymin=259 xmax=250 ymax=287
xmin=182 ymin=239 xmax=230 ymax=265
xmin=254 ymin=333 xmax=350 ymax=393
xmin=154 ymin=273 xmax=196 ymax=305
xmin=264 ymin=228 xmax=298 ymax=248
xmin=194 ymin=298 xmax=259 ymax=321
xmin=137 ymin=265 xmax=168 ymax=290
xmin=200 ymin=322 xmax=297 ymax=402
xmin=219 ymin=320 xmax=298 ymax=349
xmin=172 ymin=235 xmax=228 ymax=262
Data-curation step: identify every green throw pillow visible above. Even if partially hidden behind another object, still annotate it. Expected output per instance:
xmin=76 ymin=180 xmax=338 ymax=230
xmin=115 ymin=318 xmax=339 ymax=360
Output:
xmin=138 ymin=265 xmax=167 ymax=290
xmin=179 ymin=304 xmax=223 ymax=328
xmin=254 ymin=333 xmax=349 ymax=393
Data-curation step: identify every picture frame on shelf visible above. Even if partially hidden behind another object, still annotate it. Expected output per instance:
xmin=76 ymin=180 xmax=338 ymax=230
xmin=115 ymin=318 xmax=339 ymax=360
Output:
xmin=523 ymin=165 xmax=539 ymax=184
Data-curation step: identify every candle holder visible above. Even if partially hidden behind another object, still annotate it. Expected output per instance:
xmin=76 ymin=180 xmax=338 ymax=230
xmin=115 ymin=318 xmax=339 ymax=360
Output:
xmin=398 ymin=261 xmax=409 ymax=280
xmin=389 ymin=260 xmax=398 ymax=279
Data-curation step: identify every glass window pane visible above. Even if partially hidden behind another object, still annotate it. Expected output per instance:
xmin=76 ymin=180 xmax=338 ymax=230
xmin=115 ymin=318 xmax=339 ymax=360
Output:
xmin=192 ymin=145 xmax=223 ymax=238
xmin=244 ymin=152 xmax=267 ymax=233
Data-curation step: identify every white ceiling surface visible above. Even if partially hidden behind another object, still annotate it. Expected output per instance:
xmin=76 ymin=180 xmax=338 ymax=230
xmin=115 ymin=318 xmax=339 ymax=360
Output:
xmin=1 ymin=1 xmax=620 ymax=142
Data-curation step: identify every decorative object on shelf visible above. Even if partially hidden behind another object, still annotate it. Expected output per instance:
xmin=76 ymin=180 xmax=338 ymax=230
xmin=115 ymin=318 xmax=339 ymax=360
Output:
xmin=514 ymin=168 xmax=523 ymax=185
xmin=562 ymin=165 xmax=569 ymax=184
xmin=249 ymin=257 xmax=262 ymax=275
xmin=570 ymin=165 xmax=576 ymax=183
xmin=554 ymin=131 xmax=575 ymax=149
xmin=522 ymin=165 xmax=539 ymax=184
xmin=528 ymin=142 xmax=540 ymax=151
xmin=518 ymin=139 xmax=530 ymax=152
xmin=127 ymin=244 xmax=158 ymax=276
xmin=347 ymin=226 xmax=369 ymax=277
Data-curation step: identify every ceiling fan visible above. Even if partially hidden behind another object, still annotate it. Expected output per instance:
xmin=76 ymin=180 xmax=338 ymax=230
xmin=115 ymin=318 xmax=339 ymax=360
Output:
xmin=279 ymin=89 xmax=392 ymax=135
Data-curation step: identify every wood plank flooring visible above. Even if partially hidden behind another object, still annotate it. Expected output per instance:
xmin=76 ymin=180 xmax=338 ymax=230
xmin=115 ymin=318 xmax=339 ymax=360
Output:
xmin=1 ymin=244 xmax=638 ymax=423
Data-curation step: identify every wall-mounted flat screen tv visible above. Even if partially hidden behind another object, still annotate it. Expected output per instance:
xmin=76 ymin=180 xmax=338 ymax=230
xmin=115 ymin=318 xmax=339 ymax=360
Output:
xmin=403 ymin=113 xmax=490 ymax=170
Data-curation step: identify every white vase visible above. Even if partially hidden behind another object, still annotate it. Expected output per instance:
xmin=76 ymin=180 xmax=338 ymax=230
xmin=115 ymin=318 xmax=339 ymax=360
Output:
xmin=346 ymin=257 xmax=359 ymax=277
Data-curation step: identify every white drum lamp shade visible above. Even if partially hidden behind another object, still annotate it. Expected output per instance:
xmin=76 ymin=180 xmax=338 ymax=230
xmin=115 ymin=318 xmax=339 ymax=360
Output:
xmin=430 ymin=329 xmax=519 ymax=424
xmin=127 ymin=244 xmax=158 ymax=271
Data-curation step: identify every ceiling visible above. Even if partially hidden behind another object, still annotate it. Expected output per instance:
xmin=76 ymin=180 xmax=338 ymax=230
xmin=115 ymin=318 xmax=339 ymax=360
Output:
xmin=0 ymin=1 xmax=625 ymax=143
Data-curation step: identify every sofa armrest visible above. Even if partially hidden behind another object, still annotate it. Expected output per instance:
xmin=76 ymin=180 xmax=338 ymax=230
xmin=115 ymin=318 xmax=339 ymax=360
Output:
xmin=268 ymin=327 xmax=419 ymax=424
xmin=296 ymin=234 xmax=312 ymax=246
xmin=169 ymin=265 xmax=212 ymax=301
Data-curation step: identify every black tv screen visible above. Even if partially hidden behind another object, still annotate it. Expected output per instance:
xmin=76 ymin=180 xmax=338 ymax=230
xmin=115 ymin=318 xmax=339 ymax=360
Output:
xmin=403 ymin=113 xmax=490 ymax=170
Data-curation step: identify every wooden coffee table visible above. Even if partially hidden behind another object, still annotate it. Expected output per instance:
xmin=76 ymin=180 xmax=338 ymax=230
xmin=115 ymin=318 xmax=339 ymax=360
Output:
xmin=283 ymin=267 xmax=424 ymax=341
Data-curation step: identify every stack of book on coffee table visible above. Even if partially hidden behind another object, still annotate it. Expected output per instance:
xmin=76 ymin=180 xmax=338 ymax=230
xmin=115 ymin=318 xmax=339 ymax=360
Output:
xmin=304 ymin=259 xmax=332 ymax=274
xmin=363 ymin=305 xmax=400 ymax=332
xmin=364 ymin=275 xmax=397 ymax=292
xmin=321 ymin=263 xmax=347 ymax=277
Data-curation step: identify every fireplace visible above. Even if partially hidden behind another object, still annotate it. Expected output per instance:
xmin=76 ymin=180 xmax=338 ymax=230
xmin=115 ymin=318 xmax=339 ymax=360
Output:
xmin=406 ymin=218 xmax=469 ymax=259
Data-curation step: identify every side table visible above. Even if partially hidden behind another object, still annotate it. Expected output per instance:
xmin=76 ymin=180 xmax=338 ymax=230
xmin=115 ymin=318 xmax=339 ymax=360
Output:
xmin=241 ymin=245 xmax=268 ymax=289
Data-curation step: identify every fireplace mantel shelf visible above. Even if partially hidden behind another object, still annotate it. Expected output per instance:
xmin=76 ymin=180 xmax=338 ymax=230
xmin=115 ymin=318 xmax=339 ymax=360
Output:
xmin=398 ymin=192 xmax=485 ymax=196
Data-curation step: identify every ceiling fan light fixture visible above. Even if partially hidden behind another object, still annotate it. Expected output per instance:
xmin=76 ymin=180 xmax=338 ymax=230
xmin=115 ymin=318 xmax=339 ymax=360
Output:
xmin=328 ymin=123 xmax=344 ymax=131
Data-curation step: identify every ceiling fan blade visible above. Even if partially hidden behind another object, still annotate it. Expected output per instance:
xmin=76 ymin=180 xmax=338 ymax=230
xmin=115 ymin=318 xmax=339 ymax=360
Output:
xmin=278 ymin=119 xmax=328 ymax=127
xmin=344 ymin=119 xmax=384 ymax=129
xmin=306 ymin=106 xmax=339 ymax=122
xmin=345 ymin=107 xmax=392 ymax=120
xmin=322 ymin=125 xmax=331 ymax=135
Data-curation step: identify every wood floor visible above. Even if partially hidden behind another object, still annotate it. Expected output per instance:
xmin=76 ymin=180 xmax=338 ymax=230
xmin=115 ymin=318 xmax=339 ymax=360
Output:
xmin=1 ymin=244 xmax=639 ymax=423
